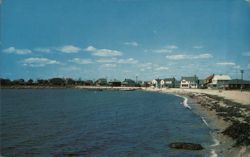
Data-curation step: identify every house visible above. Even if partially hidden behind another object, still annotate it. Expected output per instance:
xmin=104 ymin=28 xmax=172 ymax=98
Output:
xmin=108 ymin=79 xmax=121 ymax=87
xmin=160 ymin=77 xmax=176 ymax=88
xmin=95 ymin=78 xmax=108 ymax=86
xmin=208 ymin=74 xmax=231 ymax=89
xmin=152 ymin=79 xmax=161 ymax=88
xmin=84 ymin=80 xmax=94 ymax=86
xmin=122 ymin=79 xmax=136 ymax=87
xmin=224 ymin=79 xmax=250 ymax=90
xmin=180 ymin=75 xmax=199 ymax=88
xmin=204 ymin=74 xmax=214 ymax=88
xmin=174 ymin=80 xmax=181 ymax=88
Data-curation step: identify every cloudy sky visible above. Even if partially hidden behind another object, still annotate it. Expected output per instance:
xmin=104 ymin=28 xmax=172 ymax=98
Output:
xmin=1 ymin=0 xmax=250 ymax=80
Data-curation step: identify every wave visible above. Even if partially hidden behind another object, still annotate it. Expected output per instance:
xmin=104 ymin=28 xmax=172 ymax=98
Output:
xmin=201 ymin=117 xmax=209 ymax=127
xmin=210 ymin=150 xmax=218 ymax=157
xmin=182 ymin=97 xmax=192 ymax=110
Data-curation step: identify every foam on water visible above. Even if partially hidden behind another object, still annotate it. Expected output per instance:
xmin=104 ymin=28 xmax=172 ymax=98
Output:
xmin=183 ymin=97 xmax=192 ymax=109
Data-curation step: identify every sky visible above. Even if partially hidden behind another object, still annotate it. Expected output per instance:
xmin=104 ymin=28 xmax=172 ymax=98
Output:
xmin=1 ymin=0 xmax=250 ymax=81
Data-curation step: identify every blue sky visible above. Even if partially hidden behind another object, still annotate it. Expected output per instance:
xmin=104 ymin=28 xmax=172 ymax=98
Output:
xmin=1 ymin=0 xmax=250 ymax=81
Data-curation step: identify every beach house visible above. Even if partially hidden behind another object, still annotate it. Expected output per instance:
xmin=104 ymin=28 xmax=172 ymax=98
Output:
xmin=204 ymin=74 xmax=214 ymax=88
xmin=95 ymin=78 xmax=108 ymax=86
xmin=180 ymin=75 xmax=199 ymax=88
xmin=122 ymin=79 xmax=136 ymax=87
xmin=208 ymin=74 xmax=231 ymax=89
xmin=160 ymin=77 xmax=176 ymax=88
xmin=152 ymin=79 xmax=161 ymax=88
xmin=224 ymin=79 xmax=250 ymax=90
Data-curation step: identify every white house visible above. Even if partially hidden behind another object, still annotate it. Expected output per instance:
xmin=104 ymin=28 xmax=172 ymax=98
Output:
xmin=160 ymin=78 xmax=176 ymax=88
xmin=180 ymin=76 xmax=199 ymax=89
xmin=152 ymin=79 xmax=161 ymax=88
xmin=209 ymin=74 xmax=231 ymax=88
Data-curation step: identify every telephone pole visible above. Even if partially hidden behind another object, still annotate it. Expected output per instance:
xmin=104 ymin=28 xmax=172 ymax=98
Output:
xmin=240 ymin=70 xmax=244 ymax=91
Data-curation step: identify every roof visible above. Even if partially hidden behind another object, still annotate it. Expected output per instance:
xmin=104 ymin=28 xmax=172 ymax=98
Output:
xmin=123 ymin=79 xmax=135 ymax=83
xmin=205 ymin=74 xmax=214 ymax=80
xmin=181 ymin=76 xmax=198 ymax=82
xmin=226 ymin=79 xmax=250 ymax=85
xmin=163 ymin=77 xmax=175 ymax=81
xmin=213 ymin=75 xmax=231 ymax=81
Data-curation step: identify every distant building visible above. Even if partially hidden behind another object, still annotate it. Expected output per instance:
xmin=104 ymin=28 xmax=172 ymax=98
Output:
xmin=208 ymin=74 xmax=231 ymax=89
xmin=160 ymin=77 xmax=176 ymax=88
xmin=95 ymin=78 xmax=108 ymax=86
xmin=204 ymin=74 xmax=214 ymax=88
xmin=109 ymin=79 xmax=121 ymax=87
xmin=224 ymin=79 xmax=250 ymax=90
xmin=152 ymin=79 xmax=161 ymax=88
xmin=84 ymin=80 xmax=94 ymax=86
xmin=180 ymin=75 xmax=199 ymax=88
xmin=122 ymin=79 xmax=136 ymax=87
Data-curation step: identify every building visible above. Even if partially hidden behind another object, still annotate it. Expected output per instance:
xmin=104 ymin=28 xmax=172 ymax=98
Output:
xmin=204 ymin=74 xmax=214 ymax=88
xmin=108 ymin=79 xmax=121 ymax=87
xmin=180 ymin=75 xmax=199 ymax=88
xmin=160 ymin=77 xmax=176 ymax=88
xmin=95 ymin=78 xmax=108 ymax=86
xmin=208 ymin=74 xmax=231 ymax=89
xmin=122 ymin=79 xmax=136 ymax=87
xmin=152 ymin=79 xmax=161 ymax=88
xmin=224 ymin=79 xmax=250 ymax=90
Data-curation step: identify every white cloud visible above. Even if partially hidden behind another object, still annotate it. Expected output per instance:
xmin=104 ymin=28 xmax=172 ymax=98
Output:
xmin=58 ymin=45 xmax=81 ymax=53
xmin=117 ymin=58 xmax=138 ymax=64
xmin=151 ymin=45 xmax=177 ymax=54
xmin=69 ymin=58 xmax=93 ymax=64
xmin=195 ymin=53 xmax=213 ymax=59
xmin=155 ymin=66 xmax=169 ymax=71
xmin=3 ymin=47 xmax=32 ymax=55
xmin=245 ymin=0 xmax=250 ymax=3
xmin=153 ymin=49 xmax=172 ymax=53
xmin=124 ymin=41 xmax=139 ymax=47
xmin=242 ymin=52 xmax=250 ymax=56
xmin=193 ymin=45 xmax=203 ymax=49
xmin=166 ymin=54 xmax=186 ymax=60
xmin=166 ymin=53 xmax=212 ymax=60
xmin=96 ymin=58 xmax=117 ymax=63
xmin=100 ymin=64 xmax=117 ymax=68
xmin=85 ymin=46 xmax=123 ymax=57
xmin=34 ymin=48 xmax=51 ymax=53
xmin=60 ymin=66 xmax=81 ymax=72
xmin=22 ymin=57 xmax=60 ymax=67
xmin=165 ymin=45 xmax=178 ymax=49
xmin=216 ymin=62 xmax=236 ymax=66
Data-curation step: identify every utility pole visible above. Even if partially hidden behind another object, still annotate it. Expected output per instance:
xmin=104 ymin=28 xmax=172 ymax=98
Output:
xmin=240 ymin=70 xmax=244 ymax=91
xmin=240 ymin=70 xmax=244 ymax=80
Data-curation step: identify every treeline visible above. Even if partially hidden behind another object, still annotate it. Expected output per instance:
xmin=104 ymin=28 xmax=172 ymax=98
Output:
xmin=0 ymin=78 xmax=94 ymax=87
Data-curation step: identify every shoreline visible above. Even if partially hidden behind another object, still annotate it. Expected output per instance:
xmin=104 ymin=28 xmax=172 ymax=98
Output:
xmin=144 ymin=88 xmax=250 ymax=157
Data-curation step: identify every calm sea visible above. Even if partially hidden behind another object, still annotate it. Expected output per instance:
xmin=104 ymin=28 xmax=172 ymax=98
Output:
xmin=0 ymin=89 xmax=213 ymax=157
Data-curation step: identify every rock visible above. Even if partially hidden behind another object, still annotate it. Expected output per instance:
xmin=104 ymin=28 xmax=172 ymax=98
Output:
xmin=169 ymin=142 xmax=204 ymax=150
xmin=222 ymin=122 xmax=250 ymax=146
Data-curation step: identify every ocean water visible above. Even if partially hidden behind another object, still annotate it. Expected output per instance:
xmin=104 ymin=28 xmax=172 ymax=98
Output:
xmin=0 ymin=89 xmax=213 ymax=157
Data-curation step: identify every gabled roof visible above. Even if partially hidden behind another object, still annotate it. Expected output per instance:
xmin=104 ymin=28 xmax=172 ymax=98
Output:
xmin=205 ymin=74 xmax=214 ymax=80
xmin=123 ymin=79 xmax=136 ymax=83
xmin=213 ymin=75 xmax=231 ymax=81
xmin=181 ymin=76 xmax=198 ymax=82
xmin=163 ymin=77 xmax=175 ymax=81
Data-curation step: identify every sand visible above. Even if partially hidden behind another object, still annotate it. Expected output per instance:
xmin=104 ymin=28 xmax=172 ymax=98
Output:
xmin=160 ymin=88 xmax=250 ymax=105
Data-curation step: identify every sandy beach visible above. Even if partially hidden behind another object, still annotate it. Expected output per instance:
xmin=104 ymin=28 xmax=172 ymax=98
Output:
xmin=144 ymin=87 xmax=250 ymax=157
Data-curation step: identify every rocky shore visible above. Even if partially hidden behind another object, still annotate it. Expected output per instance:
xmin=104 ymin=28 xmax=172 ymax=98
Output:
xmin=144 ymin=88 xmax=250 ymax=156
xmin=189 ymin=93 xmax=250 ymax=147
